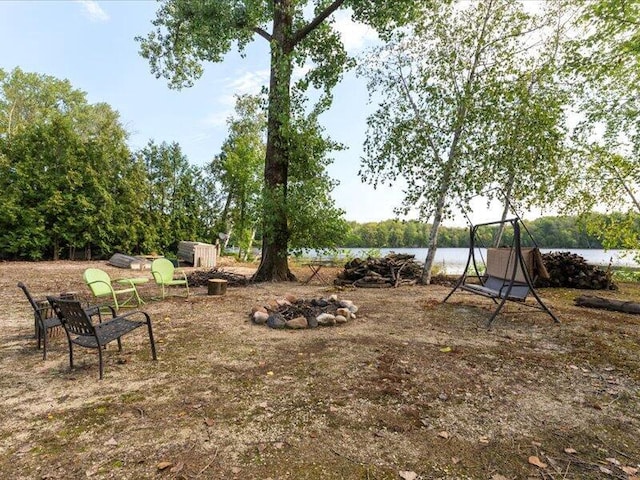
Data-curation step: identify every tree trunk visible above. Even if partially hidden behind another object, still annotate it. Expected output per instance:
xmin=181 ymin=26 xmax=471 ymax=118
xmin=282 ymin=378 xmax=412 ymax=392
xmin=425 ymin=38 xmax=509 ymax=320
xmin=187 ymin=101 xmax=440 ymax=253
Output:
xmin=253 ymin=0 xmax=296 ymax=282
xmin=494 ymin=175 xmax=515 ymax=247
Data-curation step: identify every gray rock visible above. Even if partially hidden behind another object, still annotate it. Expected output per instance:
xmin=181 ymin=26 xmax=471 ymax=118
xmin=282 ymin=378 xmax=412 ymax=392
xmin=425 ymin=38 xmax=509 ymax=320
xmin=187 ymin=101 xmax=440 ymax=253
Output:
xmin=307 ymin=316 xmax=318 ymax=328
xmin=267 ymin=314 xmax=286 ymax=329
xmin=316 ymin=313 xmax=336 ymax=326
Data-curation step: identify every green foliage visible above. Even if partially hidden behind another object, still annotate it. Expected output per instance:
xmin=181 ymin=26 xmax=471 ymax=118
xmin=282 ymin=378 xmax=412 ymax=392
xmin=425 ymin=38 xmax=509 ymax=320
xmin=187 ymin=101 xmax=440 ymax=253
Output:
xmin=341 ymin=215 xmax=612 ymax=249
xmin=563 ymin=0 xmax=640 ymax=256
xmin=206 ymin=95 xmax=265 ymax=261
xmin=138 ymin=0 xmax=427 ymax=281
xmin=0 ymin=68 xmax=146 ymax=260
xmin=137 ymin=140 xmax=209 ymax=254
xmin=358 ymin=0 xmax=571 ymax=282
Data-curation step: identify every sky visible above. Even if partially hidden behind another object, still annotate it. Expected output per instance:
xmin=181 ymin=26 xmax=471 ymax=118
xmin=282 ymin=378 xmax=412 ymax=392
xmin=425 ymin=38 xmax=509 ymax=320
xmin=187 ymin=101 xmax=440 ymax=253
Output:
xmin=0 ymin=0 xmax=515 ymax=226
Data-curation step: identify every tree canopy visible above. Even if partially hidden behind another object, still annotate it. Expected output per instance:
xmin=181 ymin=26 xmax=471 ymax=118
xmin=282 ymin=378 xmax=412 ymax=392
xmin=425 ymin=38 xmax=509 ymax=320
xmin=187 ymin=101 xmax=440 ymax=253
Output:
xmin=137 ymin=0 xmax=427 ymax=281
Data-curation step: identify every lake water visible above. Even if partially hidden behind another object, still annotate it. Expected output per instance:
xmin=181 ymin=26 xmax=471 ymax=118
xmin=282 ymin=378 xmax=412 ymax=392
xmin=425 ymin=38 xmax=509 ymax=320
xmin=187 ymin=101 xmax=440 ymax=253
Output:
xmin=304 ymin=248 xmax=639 ymax=275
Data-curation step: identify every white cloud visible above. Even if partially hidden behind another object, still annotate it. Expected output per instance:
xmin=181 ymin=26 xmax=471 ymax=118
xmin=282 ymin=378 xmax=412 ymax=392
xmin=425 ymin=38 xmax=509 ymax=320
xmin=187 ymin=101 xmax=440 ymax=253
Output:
xmin=332 ymin=11 xmax=378 ymax=53
xmin=202 ymin=69 xmax=270 ymax=127
xmin=75 ymin=0 xmax=110 ymax=22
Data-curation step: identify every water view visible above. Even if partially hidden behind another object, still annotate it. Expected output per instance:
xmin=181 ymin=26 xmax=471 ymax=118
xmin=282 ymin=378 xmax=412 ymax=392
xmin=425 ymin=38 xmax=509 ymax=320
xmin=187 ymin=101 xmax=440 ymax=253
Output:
xmin=304 ymin=248 xmax=639 ymax=275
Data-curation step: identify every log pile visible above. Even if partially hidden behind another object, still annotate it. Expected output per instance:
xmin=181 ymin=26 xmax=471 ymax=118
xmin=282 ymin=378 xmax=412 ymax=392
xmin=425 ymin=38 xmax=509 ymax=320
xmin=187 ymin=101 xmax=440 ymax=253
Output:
xmin=186 ymin=268 xmax=250 ymax=287
xmin=334 ymin=253 xmax=423 ymax=288
xmin=536 ymin=251 xmax=617 ymax=290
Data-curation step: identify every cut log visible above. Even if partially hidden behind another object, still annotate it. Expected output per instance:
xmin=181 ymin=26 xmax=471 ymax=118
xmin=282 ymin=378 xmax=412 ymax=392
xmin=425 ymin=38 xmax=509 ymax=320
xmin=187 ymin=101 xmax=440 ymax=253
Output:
xmin=574 ymin=295 xmax=640 ymax=314
xmin=208 ymin=279 xmax=228 ymax=296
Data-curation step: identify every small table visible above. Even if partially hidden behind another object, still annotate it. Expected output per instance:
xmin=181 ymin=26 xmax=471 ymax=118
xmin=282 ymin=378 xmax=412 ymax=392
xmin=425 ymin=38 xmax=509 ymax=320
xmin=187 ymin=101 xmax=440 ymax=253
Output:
xmin=303 ymin=261 xmax=335 ymax=285
xmin=116 ymin=277 xmax=149 ymax=305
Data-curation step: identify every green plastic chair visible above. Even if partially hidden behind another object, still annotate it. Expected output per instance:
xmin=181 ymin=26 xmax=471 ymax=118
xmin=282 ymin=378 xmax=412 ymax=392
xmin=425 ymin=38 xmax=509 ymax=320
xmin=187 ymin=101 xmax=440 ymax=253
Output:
xmin=83 ymin=268 xmax=143 ymax=311
xmin=151 ymin=258 xmax=189 ymax=299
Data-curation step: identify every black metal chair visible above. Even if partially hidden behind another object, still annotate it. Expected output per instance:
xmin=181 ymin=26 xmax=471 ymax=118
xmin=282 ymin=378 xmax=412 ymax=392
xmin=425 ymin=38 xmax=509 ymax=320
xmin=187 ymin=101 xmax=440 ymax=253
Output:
xmin=47 ymin=296 xmax=157 ymax=379
xmin=17 ymin=283 xmax=109 ymax=360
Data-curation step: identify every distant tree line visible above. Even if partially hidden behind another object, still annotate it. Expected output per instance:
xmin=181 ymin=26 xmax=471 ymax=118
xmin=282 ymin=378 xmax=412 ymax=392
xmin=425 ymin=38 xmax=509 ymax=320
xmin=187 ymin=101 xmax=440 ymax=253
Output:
xmin=341 ymin=214 xmax=638 ymax=250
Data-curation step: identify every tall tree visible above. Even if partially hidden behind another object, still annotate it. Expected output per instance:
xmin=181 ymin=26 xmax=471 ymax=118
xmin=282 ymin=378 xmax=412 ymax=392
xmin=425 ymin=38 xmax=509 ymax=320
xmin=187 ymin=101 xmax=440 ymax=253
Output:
xmin=564 ymin=0 xmax=640 ymax=255
xmin=207 ymin=95 xmax=266 ymax=261
xmin=0 ymin=68 xmax=142 ymax=260
xmin=359 ymin=0 xmax=568 ymax=283
xmin=137 ymin=0 xmax=424 ymax=281
xmin=137 ymin=140 xmax=208 ymax=254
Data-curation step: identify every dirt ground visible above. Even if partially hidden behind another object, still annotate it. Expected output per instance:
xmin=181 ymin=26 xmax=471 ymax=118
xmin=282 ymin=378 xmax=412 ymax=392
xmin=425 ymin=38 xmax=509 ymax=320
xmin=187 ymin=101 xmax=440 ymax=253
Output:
xmin=0 ymin=259 xmax=639 ymax=480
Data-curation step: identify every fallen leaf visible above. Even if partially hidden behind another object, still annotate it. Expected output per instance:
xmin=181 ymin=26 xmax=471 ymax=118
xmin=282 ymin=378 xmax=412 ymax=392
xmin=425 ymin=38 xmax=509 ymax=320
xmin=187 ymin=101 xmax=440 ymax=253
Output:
xmin=231 ymin=466 xmax=241 ymax=474
xmin=622 ymin=466 xmax=638 ymax=475
xmin=451 ymin=457 xmax=460 ymax=464
xmin=104 ymin=437 xmax=118 ymax=447
xmin=599 ymin=466 xmax=613 ymax=475
xmin=492 ymin=475 xmax=508 ymax=480
xmin=170 ymin=462 xmax=184 ymax=473
xmin=437 ymin=431 xmax=449 ymax=439
xmin=479 ymin=436 xmax=490 ymax=444
xmin=564 ymin=447 xmax=577 ymax=454
xmin=157 ymin=461 xmax=173 ymax=470
xmin=439 ymin=346 xmax=452 ymax=353
xmin=606 ymin=457 xmax=621 ymax=466
xmin=274 ymin=442 xmax=284 ymax=449
xmin=399 ymin=471 xmax=417 ymax=480
xmin=528 ymin=456 xmax=547 ymax=469
xmin=204 ymin=417 xmax=215 ymax=427
xmin=266 ymin=371 xmax=274 ymax=376
xmin=532 ymin=441 xmax=542 ymax=447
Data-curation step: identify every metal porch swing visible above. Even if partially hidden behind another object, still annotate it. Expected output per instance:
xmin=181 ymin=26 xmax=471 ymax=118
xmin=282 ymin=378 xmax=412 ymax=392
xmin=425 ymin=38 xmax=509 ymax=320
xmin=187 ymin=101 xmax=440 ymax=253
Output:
xmin=443 ymin=217 xmax=560 ymax=327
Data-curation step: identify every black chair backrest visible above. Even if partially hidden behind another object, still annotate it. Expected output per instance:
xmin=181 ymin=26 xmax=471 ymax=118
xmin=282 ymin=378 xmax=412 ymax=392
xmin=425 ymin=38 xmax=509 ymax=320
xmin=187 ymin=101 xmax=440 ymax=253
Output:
xmin=47 ymin=297 xmax=95 ymax=337
xmin=18 ymin=282 xmax=41 ymax=314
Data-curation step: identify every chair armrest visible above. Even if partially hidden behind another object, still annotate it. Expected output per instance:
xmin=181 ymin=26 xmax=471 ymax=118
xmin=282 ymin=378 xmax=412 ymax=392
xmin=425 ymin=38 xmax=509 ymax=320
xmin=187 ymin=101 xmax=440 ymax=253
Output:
xmin=83 ymin=303 xmax=116 ymax=324
xmin=113 ymin=309 xmax=152 ymax=325
xmin=176 ymin=269 xmax=188 ymax=282
xmin=151 ymin=271 xmax=164 ymax=283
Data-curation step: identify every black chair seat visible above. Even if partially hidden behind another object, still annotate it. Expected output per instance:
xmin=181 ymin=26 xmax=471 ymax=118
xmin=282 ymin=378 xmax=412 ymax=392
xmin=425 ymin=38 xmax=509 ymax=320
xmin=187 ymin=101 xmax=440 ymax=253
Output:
xmin=73 ymin=318 xmax=143 ymax=348
xmin=48 ymin=297 xmax=157 ymax=379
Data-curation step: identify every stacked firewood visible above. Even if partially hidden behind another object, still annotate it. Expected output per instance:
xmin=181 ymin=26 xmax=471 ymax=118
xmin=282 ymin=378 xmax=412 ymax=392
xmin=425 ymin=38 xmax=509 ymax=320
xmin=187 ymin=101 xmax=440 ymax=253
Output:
xmin=334 ymin=253 xmax=423 ymax=288
xmin=536 ymin=251 xmax=617 ymax=290
xmin=186 ymin=268 xmax=250 ymax=287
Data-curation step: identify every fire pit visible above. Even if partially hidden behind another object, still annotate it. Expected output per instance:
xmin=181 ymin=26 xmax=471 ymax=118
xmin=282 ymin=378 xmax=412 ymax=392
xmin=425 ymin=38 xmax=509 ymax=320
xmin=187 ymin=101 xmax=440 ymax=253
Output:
xmin=251 ymin=294 xmax=359 ymax=329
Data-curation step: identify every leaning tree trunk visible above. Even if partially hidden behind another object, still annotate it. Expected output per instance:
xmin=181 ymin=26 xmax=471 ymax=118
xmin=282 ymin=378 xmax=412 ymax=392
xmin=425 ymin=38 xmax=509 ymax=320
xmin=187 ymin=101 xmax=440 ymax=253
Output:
xmin=253 ymin=1 xmax=296 ymax=282
xmin=494 ymin=174 xmax=515 ymax=247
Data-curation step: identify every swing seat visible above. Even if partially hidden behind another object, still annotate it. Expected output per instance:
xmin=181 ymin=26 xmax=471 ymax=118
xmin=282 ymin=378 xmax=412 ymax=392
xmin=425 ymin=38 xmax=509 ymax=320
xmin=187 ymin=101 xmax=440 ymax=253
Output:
xmin=443 ymin=218 xmax=559 ymax=326
xmin=460 ymin=247 xmax=541 ymax=301
xmin=461 ymin=276 xmax=530 ymax=301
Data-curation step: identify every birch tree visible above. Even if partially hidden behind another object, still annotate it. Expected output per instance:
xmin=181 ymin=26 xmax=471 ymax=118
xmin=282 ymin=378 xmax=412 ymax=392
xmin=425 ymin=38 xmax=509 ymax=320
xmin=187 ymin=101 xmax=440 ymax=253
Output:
xmin=564 ymin=0 xmax=640 ymax=254
xmin=360 ymin=0 xmax=569 ymax=282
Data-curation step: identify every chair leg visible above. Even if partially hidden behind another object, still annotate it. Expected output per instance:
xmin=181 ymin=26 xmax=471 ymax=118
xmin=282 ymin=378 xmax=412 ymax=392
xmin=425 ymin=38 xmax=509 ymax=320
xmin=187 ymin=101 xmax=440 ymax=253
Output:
xmin=146 ymin=320 xmax=157 ymax=361
xmin=117 ymin=337 xmax=123 ymax=352
xmin=67 ymin=340 xmax=74 ymax=370
xmin=98 ymin=346 xmax=104 ymax=380
xmin=42 ymin=328 xmax=48 ymax=360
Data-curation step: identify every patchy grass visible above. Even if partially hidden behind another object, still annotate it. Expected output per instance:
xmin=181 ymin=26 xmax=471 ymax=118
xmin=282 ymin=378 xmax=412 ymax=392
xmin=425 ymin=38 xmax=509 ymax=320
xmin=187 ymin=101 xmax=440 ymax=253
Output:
xmin=1 ymin=260 xmax=639 ymax=479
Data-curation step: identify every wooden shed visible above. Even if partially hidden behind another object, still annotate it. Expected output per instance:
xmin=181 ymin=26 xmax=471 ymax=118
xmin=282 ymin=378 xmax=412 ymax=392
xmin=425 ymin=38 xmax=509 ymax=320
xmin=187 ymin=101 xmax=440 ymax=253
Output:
xmin=178 ymin=241 xmax=217 ymax=268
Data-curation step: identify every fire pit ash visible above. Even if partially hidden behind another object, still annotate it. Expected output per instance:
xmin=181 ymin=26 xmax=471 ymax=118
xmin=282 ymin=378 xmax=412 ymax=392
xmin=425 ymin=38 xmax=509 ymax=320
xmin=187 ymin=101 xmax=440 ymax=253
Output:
xmin=250 ymin=294 xmax=359 ymax=329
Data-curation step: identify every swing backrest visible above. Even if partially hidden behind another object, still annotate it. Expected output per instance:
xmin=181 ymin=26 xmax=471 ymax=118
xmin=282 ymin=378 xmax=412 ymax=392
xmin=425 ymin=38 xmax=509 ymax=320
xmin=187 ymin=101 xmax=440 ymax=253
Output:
xmin=485 ymin=247 xmax=549 ymax=283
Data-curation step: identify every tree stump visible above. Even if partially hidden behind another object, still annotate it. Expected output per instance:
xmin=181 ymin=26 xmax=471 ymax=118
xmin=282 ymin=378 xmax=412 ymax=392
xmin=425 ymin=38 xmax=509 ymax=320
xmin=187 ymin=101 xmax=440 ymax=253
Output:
xmin=208 ymin=279 xmax=227 ymax=296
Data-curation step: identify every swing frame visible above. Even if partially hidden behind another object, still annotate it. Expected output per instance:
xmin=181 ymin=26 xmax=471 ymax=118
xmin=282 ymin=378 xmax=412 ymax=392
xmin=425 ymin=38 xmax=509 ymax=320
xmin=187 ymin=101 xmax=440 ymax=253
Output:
xmin=443 ymin=218 xmax=559 ymax=327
